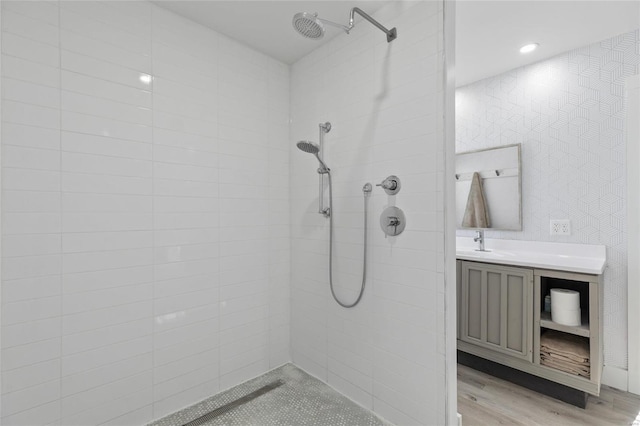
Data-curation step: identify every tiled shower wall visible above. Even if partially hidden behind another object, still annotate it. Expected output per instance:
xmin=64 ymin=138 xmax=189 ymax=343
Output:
xmin=290 ymin=2 xmax=446 ymax=425
xmin=0 ymin=2 xmax=290 ymax=424
xmin=456 ymin=30 xmax=640 ymax=370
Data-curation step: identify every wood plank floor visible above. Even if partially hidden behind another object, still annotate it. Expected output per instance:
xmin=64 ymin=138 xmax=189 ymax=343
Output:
xmin=458 ymin=364 xmax=640 ymax=425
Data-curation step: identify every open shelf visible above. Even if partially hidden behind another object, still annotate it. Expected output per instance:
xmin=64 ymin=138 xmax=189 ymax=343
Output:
xmin=538 ymin=360 xmax=591 ymax=381
xmin=540 ymin=311 xmax=590 ymax=337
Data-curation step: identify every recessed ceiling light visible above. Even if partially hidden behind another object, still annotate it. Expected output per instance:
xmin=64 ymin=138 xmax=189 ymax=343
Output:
xmin=520 ymin=43 xmax=539 ymax=54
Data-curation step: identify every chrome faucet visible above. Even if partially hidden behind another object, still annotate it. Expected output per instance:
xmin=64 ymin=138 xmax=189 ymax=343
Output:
xmin=474 ymin=230 xmax=489 ymax=252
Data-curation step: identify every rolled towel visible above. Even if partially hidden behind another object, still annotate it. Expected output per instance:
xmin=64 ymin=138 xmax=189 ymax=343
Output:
xmin=462 ymin=172 xmax=491 ymax=228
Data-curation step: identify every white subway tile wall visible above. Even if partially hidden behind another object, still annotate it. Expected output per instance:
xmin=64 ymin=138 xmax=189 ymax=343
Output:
xmin=0 ymin=1 xmax=447 ymax=425
xmin=1 ymin=1 xmax=290 ymax=424
xmin=290 ymin=2 xmax=445 ymax=425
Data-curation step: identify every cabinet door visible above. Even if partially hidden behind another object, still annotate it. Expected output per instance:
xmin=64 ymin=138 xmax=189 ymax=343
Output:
xmin=460 ymin=261 xmax=533 ymax=362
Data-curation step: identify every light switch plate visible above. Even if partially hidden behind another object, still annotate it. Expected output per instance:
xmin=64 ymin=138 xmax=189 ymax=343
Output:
xmin=550 ymin=219 xmax=571 ymax=236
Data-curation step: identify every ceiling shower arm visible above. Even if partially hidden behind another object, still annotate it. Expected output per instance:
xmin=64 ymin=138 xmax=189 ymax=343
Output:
xmin=348 ymin=7 xmax=397 ymax=42
xmin=316 ymin=17 xmax=352 ymax=33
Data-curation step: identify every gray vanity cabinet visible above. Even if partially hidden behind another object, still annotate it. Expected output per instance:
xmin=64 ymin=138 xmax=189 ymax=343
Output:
xmin=457 ymin=258 xmax=604 ymax=396
xmin=459 ymin=261 xmax=533 ymax=362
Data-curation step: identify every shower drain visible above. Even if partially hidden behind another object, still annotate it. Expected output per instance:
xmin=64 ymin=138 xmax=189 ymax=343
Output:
xmin=181 ymin=380 xmax=285 ymax=426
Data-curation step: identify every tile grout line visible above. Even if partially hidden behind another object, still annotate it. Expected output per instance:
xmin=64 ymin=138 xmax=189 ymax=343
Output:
xmin=57 ymin=1 xmax=63 ymax=423
xmin=216 ymin=30 xmax=222 ymax=397
xmin=150 ymin=4 xmax=157 ymax=420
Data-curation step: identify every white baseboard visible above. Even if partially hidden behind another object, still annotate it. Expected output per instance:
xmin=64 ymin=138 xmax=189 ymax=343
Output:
xmin=629 ymin=370 xmax=640 ymax=395
xmin=602 ymin=365 xmax=628 ymax=391
xmin=457 ymin=412 xmax=462 ymax=426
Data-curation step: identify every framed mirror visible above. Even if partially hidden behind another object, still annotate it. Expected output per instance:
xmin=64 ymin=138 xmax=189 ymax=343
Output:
xmin=455 ymin=144 xmax=522 ymax=230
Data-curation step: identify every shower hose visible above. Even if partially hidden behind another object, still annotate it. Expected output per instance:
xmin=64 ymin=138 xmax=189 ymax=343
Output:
xmin=325 ymin=171 xmax=370 ymax=308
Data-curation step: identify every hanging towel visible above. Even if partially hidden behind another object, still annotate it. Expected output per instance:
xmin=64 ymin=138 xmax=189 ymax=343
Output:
xmin=462 ymin=172 xmax=491 ymax=228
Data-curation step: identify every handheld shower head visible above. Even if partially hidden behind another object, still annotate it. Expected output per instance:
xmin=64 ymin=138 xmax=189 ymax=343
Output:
xmin=292 ymin=12 xmax=325 ymax=40
xmin=296 ymin=140 xmax=329 ymax=173
xmin=296 ymin=140 xmax=320 ymax=154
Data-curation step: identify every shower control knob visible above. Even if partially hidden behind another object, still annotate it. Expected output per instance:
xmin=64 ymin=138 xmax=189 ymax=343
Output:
xmin=377 ymin=180 xmax=396 ymax=190
xmin=380 ymin=206 xmax=406 ymax=237
xmin=387 ymin=216 xmax=400 ymax=235
xmin=376 ymin=175 xmax=401 ymax=195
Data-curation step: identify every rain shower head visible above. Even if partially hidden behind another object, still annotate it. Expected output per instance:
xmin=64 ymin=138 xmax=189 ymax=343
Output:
xmin=292 ymin=12 xmax=325 ymax=40
xmin=292 ymin=7 xmax=397 ymax=43
xmin=292 ymin=12 xmax=352 ymax=40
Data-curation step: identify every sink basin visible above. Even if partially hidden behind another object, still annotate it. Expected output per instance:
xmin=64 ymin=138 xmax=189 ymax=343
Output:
xmin=456 ymin=249 xmax=517 ymax=259
xmin=455 ymin=238 xmax=606 ymax=275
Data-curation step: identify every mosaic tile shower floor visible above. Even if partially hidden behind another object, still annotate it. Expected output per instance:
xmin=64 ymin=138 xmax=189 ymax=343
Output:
xmin=149 ymin=364 xmax=390 ymax=426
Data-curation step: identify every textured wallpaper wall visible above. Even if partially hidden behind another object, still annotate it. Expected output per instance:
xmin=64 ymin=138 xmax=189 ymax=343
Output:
xmin=456 ymin=29 xmax=640 ymax=370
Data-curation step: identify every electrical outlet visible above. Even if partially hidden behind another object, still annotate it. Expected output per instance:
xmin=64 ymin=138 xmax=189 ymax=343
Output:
xmin=550 ymin=219 xmax=571 ymax=236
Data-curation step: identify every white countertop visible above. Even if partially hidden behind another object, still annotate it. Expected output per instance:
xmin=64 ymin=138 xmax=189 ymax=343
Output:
xmin=456 ymin=237 xmax=606 ymax=275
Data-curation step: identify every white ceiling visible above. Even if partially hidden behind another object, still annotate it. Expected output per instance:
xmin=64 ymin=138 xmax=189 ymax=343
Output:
xmin=153 ymin=1 xmax=391 ymax=64
xmin=154 ymin=1 xmax=640 ymax=85
xmin=456 ymin=1 xmax=640 ymax=86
